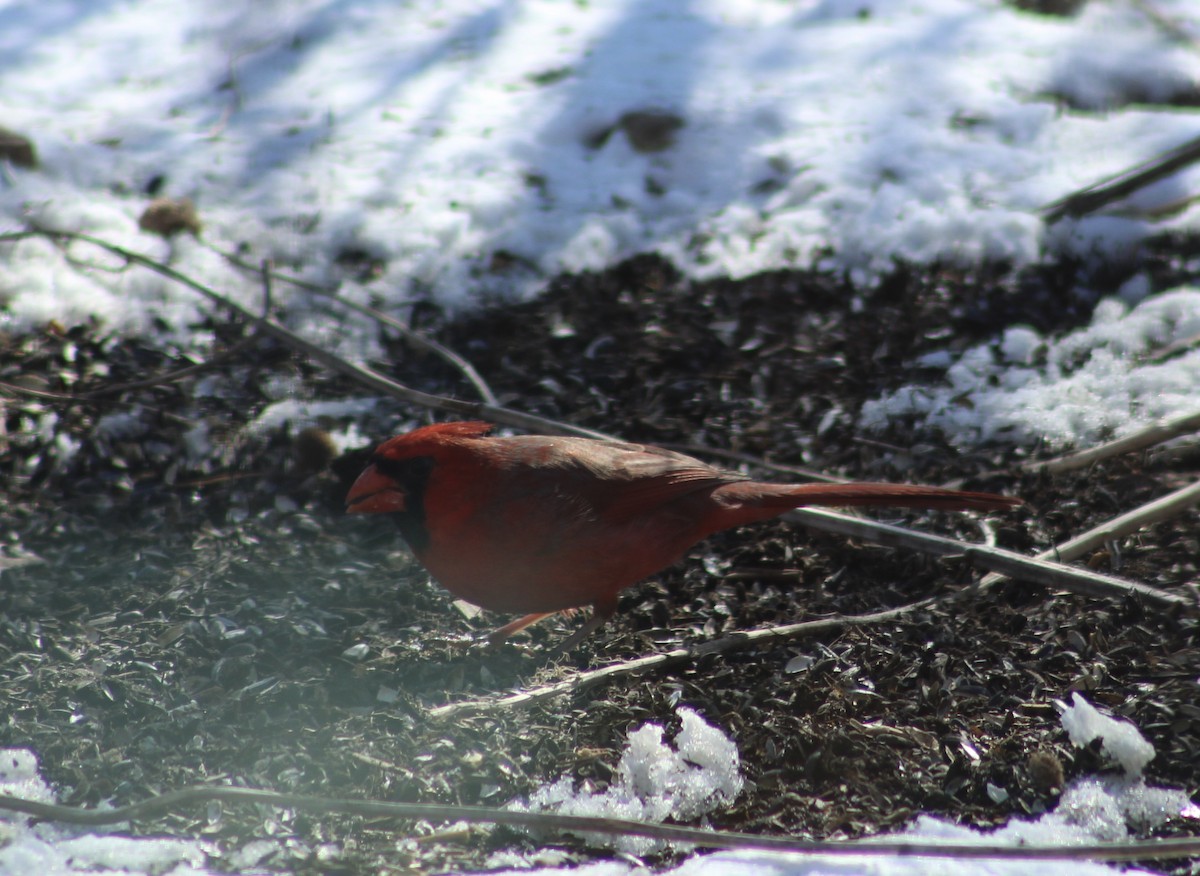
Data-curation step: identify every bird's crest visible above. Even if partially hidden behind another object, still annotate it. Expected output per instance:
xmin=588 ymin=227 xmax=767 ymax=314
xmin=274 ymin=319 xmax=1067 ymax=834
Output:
xmin=373 ymin=420 xmax=493 ymax=458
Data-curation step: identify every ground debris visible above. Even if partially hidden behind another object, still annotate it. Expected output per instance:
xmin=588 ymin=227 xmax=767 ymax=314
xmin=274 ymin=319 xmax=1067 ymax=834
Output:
xmin=2 ymin=255 xmax=1198 ymax=874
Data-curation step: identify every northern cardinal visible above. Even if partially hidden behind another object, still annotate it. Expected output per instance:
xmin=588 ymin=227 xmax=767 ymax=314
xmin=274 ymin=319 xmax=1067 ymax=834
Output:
xmin=346 ymin=421 xmax=1020 ymax=648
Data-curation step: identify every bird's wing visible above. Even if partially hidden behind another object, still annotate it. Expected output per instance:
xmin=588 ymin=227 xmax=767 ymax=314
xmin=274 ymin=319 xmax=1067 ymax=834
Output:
xmin=549 ymin=439 xmax=746 ymax=524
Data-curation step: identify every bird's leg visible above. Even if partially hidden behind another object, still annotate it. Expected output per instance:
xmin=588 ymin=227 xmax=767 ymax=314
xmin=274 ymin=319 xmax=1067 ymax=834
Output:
xmin=487 ymin=596 xmax=617 ymax=653
xmin=487 ymin=612 xmax=557 ymax=647
xmin=542 ymin=596 xmax=619 ymax=657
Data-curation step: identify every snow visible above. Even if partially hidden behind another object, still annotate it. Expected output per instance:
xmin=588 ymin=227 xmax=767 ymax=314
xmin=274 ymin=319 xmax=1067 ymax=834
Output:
xmin=0 ymin=694 xmax=1193 ymax=876
xmin=861 ymin=288 xmax=1200 ymax=447
xmin=0 ymin=750 xmax=216 ymax=876
xmin=248 ymin=397 xmax=378 ymax=453
xmin=4 ymin=0 xmax=1200 ymax=447
xmin=3 ymin=0 xmax=1200 ymax=331
xmin=482 ymin=693 xmax=1193 ymax=875
xmin=510 ymin=707 xmax=744 ymax=855
xmin=1057 ymin=692 xmax=1156 ymax=777
xmin=5 ymin=1 xmax=1199 ymax=450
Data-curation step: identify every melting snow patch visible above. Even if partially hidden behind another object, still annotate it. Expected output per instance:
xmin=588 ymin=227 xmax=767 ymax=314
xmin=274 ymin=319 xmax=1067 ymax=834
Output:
xmin=491 ymin=693 xmax=1196 ymax=876
xmin=509 ymin=707 xmax=743 ymax=856
xmin=5 ymin=0 xmax=1200 ymax=342
xmin=860 ymin=288 xmax=1200 ymax=448
xmin=0 ymin=749 xmax=216 ymax=876
xmin=1057 ymin=691 xmax=1155 ymax=776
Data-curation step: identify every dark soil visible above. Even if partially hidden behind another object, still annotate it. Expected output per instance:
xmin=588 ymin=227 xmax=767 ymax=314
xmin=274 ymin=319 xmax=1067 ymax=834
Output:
xmin=1 ymin=250 xmax=1198 ymax=874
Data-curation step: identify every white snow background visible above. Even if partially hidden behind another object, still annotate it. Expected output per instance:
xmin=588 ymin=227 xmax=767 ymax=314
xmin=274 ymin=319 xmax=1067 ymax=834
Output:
xmin=3 ymin=0 xmax=1200 ymax=873
xmin=2 ymin=0 xmax=1200 ymax=449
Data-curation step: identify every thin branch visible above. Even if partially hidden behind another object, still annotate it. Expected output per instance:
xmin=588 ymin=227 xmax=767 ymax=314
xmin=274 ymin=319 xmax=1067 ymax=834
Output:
xmin=10 ymin=228 xmax=608 ymax=441
xmin=431 ymin=500 xmax=1193 ymax=717
xmin=1024 ymin=410 xmax=1200 ymax=474
xmin=0 ymin=382 xmax=197 ymax=427
xmin=106 ymin=351 xmax=239 ymax=397
xmin=0 ymin=381 xmax=96 ymax=403
xmin=787 ymin=508 xmax=1189 ymax=607
xmin=206 ymin=240 xmax=499 ymax=405
xmin=81 ymin=335 xmax=260 ymax=397
xmin=257 ymin=257 xmax=274 ymax=319
xmin=1150 ymin=329 xmax=1200 ymax=362
xmin=3 ymin=254 xmax=277 ymax=408
xmin=0 ymin=239 xmax=265 ymax=401
xmin=979 ymin=479 xmax=1200 ymax=589
xmin=0 ymin=787 xmax=1196 ymax=862
xmin=429 ymin=599 xmax=937 ymax=719
xmin=1041 ymin=133 xmax=1200 ymax=222
xmin=0 ymin=553 xmax=45 ymax=573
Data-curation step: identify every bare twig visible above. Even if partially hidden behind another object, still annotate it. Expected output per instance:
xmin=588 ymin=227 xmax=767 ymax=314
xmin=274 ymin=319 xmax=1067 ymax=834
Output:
xmin=0 ymin=381 xmax=96 ymax=403
xmin=0 ymin=787 xmax=1197 ymax=861
xmin=8 ymin=228 xmax=607 ymax=441
xmin=0 ymin=351 xmax=257 ymax=404
xmin=81 ymin=337 xmax=259 ymax=397
xmin=979 ymin=479 xmax=1200 ymax=589
xmin=206 ymin=240 xmax=499 ymax=405
xmin=0 ymin=553 xmax=45 ymax=573
xmin=430 ymin=599 xmax=937 ymax=718
xmin=257 ymin=257 xmax=273 ymax=318
xmin=0 ymin=382 xmax=197 ymax=427
xmin=787 ymin=508 xmax=1189 ymax=607
xmin=1041 ymin=133 xmax=1200 ymax=222
xmin=1024 ymin=410 xmax=1200 ymax=474
xmin=431 ymin=505 xmax=1189 ymax=718
xmin=1151 ymin=330 xmax=1200 ymax=362
xmin=0 ymin=243 xmax=271 ymax=402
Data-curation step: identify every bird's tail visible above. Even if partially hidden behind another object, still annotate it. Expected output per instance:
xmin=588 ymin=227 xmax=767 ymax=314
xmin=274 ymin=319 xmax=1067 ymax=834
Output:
xmin=787 ymin=482 xmax=1020 ymax=511
xmin=720 ymin=481 xmax=1022 ymax=513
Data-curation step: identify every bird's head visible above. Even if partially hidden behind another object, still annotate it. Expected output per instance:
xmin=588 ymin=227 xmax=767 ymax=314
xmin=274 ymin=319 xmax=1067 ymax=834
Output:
xmin=345 ymin=421 xmax=493 ymax=515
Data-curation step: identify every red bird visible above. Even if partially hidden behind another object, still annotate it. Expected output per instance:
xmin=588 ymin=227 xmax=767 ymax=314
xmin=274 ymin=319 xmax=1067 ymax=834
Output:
xmin=346 ymin=421 xmax=1020 ymax=648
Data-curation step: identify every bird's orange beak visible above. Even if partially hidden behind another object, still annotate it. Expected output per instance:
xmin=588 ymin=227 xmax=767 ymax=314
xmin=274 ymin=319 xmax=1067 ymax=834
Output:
xmin=346 ymin=464 xmax=407 ymax=514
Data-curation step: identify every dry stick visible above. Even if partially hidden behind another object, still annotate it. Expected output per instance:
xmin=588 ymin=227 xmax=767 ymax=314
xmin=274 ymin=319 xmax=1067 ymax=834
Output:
xmin=788 ymin=508 xmax=1188 ymax=607
xmin=16 ymin=232 xmax=1184 ymax=598
xmin=0 ymin=358 xmax=254 ymax=405
xmin=979 ymin=479 xmax=1200 ymax=589
xmin=1041 ymin=132 xmax=1200 ymax=222
xmin=206 ymin=241 xmax=499 ymax=406
xmin=0 ymin=788 xmax=1197 ymax=862
xmin=429 ymin=599 xmax=936 ymax=719
xmin=79 ymin=334 xmax=260 ymax=397
xmin=0 ymin=381 xmax=197 ymax=429
xmin=82 ymin=260 xmax=273 ymax=397
xmin=1151 ymin=330 xmax=1200 ymax=362
xmin=0 ymin=251 xmax=270 ymax=403
xmin=0 ymin=381 xmax=102 ymax=403
xmin=428 ymin=509 xmax=1187 ymax=718
xmin=1024 ymin=410 xmax=1200 ymax=474
xmin=21 ymin=228 xmax=610 ymax=442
